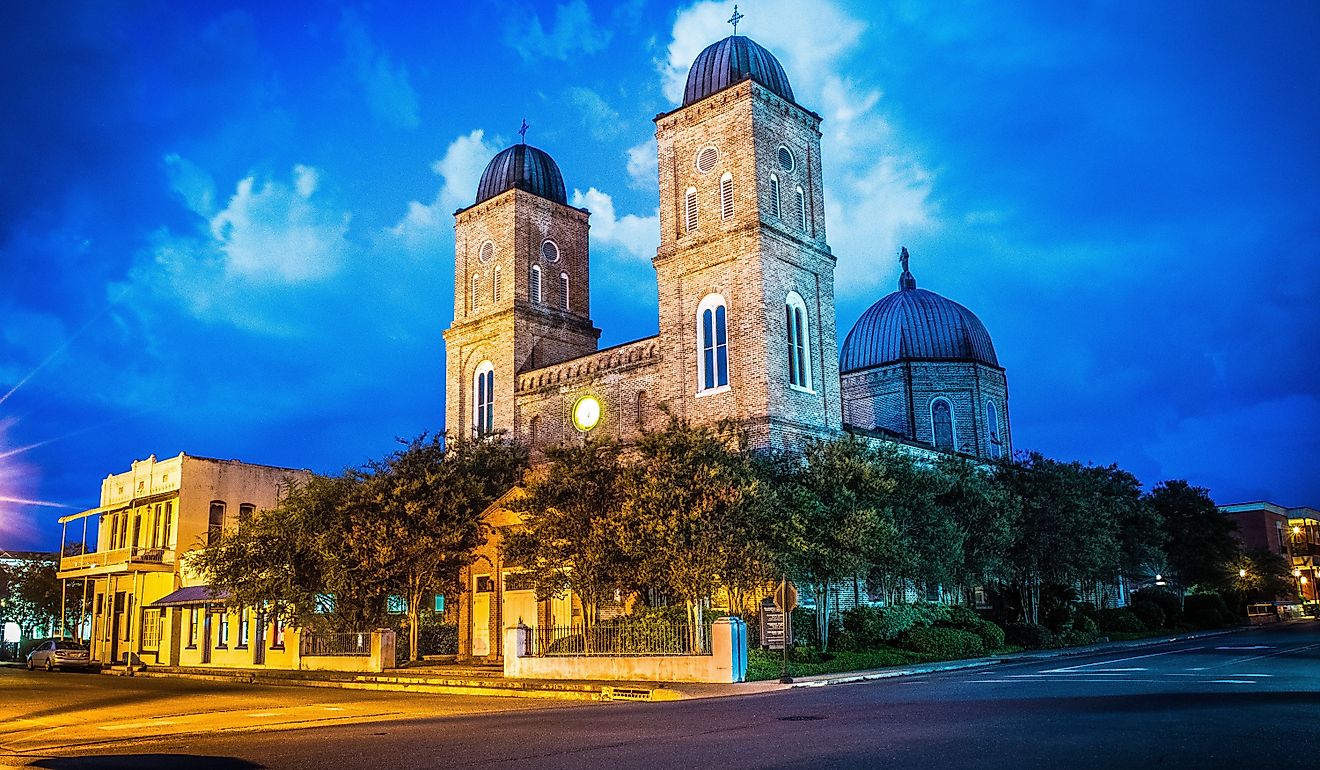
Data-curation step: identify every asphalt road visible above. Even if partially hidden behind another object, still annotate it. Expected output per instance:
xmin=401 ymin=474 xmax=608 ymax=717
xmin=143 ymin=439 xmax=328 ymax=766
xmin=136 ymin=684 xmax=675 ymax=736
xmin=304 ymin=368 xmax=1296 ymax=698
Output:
xmin=5 ymin=621 xmax=1319 ymax=769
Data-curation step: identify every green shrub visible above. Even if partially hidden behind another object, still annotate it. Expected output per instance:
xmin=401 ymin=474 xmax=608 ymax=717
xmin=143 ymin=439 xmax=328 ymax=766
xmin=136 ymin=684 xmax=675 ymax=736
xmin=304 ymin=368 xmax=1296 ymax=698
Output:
xmin=1003 ymin=622 xmax=1055 ymax=649
xmin=900 ymin=626 xmax=985 ymax=658
xmin=1186 ymin=607 xmax=1227 ymax=630
xmin=1129 ymin=600 xmax=1166 ymax=631
xmin=1058 ymin=629 xmax=1098 ymax=646
xmin=1093 ymin=608 xmax=1144 ymax=633
xmin=841 ymin=603 xmax=948 ymax=647
xmin=1184 ymin=593 xmax=1230 ymax=620
xmin=1132 ymin=588 xmax=1181 ymax=626
xmin=961 ymin=619 xmax=1006 ymax=650
xmin=417 ymin=620 xmax=458 ymax=656
xmin=1072 ymin=615 xmax=1098 ymax=634
xmin=942 ymin=605 xmax=984 ymax=629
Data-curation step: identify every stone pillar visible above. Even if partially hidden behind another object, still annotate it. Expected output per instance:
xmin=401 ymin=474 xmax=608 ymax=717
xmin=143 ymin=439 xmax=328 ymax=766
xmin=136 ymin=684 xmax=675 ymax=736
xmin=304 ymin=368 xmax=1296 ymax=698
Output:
xmin=503 ymin=623 xmax=530 ymax=679
xmin=372 ymin=629 xmax=397 ymax=671
xmin=712 ymin=616 xmax=747 ymax=683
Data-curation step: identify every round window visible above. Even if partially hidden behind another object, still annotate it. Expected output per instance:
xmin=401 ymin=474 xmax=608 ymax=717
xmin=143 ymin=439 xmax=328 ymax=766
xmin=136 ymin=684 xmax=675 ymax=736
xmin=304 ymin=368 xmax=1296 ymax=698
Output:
xmin=478 ymin=240 xmax=495 ymax=264
xmin=695 ymin=146 xmax=719 ymax=174
xmin=777 ymin=145 xmax=795 ymax=173
xmin=572 ymin=395 xmax=602 ymax=432
xmin=541 ymin=239 xmax=560 ymax=262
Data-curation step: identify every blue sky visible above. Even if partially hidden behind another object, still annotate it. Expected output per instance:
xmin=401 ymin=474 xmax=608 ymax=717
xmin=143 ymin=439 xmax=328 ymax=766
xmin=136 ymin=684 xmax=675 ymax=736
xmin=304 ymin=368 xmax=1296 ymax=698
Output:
xmin=2 ymin=0 xmax=1318 ymax=550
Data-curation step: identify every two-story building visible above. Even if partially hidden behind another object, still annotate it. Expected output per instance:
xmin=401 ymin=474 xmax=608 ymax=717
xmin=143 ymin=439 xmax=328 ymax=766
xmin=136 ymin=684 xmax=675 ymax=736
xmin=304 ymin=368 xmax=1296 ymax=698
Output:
xmin=56 ymin=453 xmax=309 ymax=667
xmin=1221 ymin=501 xmax=1320 ymax=602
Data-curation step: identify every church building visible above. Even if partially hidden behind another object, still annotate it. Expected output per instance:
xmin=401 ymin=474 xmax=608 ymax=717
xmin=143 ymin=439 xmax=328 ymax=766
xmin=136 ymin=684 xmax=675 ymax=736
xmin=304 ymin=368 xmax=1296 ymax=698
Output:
xmin=446 ymin=34 xmax=1012 ymax=658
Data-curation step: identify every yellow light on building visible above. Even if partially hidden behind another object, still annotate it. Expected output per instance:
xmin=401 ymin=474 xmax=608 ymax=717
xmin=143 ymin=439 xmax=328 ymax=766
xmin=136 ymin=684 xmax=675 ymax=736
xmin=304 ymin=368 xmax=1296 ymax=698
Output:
xmin=572 ymin=395 xmax=602 ymax=432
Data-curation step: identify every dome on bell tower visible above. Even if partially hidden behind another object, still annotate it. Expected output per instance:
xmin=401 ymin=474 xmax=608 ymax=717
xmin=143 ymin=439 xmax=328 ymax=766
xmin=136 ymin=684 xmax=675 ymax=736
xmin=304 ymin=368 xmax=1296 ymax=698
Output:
xmin=683 ymin=35 xmax=794 ymax=107
xmin=474 ymin=143 xmax=567 ymax=206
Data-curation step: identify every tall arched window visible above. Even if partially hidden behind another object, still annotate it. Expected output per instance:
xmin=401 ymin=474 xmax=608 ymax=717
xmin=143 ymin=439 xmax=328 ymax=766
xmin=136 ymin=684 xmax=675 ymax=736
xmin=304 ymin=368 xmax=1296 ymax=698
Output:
xmin=528 ymin=415 xmax=540 ymax=445
xmin=785 ymin=291 xmax=811 ymax=390
xmin=492 ymin=266 xmax=502 ymax=303
xmin=769 ymin=174 xmax=782 ymax=219
xmin=696 ymin=294 xmax=729 ymax=393
xmin=684 ymin=187 xmax=698 ymax=232
xmin=931 ymin=398 xmax=955 ymax=450
xmin=471 ymin=274 xmax=481 ymax=311
xmin=473 ymin=361 xmax=495 ymax=436
xmin=795 ymin=186 xmax=807 ymax=231
xmin=720 ymin=173 xmax=734 ymax=220
xmin=560 ymin=272 xmax=570 ymax=310
xmin=530 ymin=265 xmax=542 ymax=304
xmin=985 ymin=400 xmax=1002 ymax=459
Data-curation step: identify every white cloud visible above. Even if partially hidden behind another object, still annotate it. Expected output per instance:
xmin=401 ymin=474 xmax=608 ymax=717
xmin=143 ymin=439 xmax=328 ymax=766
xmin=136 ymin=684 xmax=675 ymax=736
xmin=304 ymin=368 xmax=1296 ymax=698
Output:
xmin=387 ymin=129 xmax=501 ymax=250
xmin=566 ymin=87 xmax=624 ymax=140
xmin=570 ymin=187 xmax=659 ymax=262
xmin=626 ymin=140 xmax=657 ymax=190
xmin=663 ymin=0 xmax=934 ymax=298
xmin=341 ymin=10 xmax=420 ymax=129
xmin=163 ymin=153 xmax=217 ymax=218
xmin=508 ymin=0 xmax=610 ymax=61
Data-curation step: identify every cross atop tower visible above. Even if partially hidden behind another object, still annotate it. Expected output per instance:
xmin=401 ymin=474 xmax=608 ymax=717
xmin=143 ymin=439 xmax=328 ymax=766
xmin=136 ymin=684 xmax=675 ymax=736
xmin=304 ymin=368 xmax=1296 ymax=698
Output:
xmin=728 ymin=4 xmax=744 ymax=35
xmin=518 ymin=118 xmax=529 ymax=144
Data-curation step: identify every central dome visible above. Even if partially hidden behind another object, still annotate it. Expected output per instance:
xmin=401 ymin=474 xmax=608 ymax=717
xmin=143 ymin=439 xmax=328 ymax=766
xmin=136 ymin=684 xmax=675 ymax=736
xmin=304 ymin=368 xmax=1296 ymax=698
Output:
xmin=683 ymin=35 xmax=794 ymax=106
xmin=474 ymin=143 xmax=567 ymax=206
xmin=840 ymin=258 xmax=1000 ymax=373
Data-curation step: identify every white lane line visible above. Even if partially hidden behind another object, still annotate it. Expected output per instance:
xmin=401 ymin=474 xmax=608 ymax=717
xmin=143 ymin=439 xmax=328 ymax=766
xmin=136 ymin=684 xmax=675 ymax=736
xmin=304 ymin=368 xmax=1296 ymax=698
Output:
xmin=1215 ymin=646 xmax=1272 ymax=650
xmin=1202 ymin=641 xmax=1320 ymax=670
xmin=1229 ymin=674 xmax=1273 ymax=677
xmin=98 ymin=720 xmax=178 ymax=731
xmin=1042 ymin=647 xmax=1204 ymax=674
xmin=247 ymin=712 xmax=276 ymax=717
xmin=1209 ymin=680 xmax=1255 ymax=684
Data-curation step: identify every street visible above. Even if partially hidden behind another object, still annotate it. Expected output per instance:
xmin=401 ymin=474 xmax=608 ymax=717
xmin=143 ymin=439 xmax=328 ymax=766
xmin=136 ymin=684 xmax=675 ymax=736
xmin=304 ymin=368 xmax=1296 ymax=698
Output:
xmin=4 ymin=621 xmax=1319 ymax=769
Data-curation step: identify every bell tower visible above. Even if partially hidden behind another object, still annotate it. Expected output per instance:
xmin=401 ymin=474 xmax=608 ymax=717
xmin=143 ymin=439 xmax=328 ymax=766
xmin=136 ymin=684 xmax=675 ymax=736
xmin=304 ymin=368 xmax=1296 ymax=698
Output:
xmin=444 ymin=142 xmax=600 ymax=440
xmin=653 ymin=34 xmax=843 ymax=450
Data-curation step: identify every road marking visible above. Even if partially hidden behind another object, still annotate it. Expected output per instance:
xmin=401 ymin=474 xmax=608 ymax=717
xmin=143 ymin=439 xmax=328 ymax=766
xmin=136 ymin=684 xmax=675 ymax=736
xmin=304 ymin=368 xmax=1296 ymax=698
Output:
xmin=247 ymin=712 xmax=276 ymax=717
xmin=1042 ymin=647 xmax=1204 ymax=674
xmin=98 ymin=720 xmax=177 ymax=731
xmin=1209 ymin=680 xmax=1255 ymax=684
xmin=1229 ymin=673 xmax=1273 ymax=677
xmin=1215 ymin=645 xmax=1272 ymax=650
xmin=1201 ymin=641 xmax=1320 ymax=670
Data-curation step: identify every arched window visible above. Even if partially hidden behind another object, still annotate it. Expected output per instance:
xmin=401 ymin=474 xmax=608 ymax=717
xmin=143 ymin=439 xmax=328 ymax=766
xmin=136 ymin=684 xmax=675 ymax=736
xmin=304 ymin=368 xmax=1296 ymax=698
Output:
xmin=471 ymin=274 xmax=481 ymax=311
xmin=560 ymin=272 xmax=570 ymax=310
xmin=684 ymin=187 xmax=698 ymax=232
xmin=795 ymin=186 xmax=807 ymax=231
xmin=720 ymin=172 xmax=734 ymax=220
xmin=785 ymin=291 xmax=811 ymax=390
xmin=986 ymin=400 xmax=1002 ymax=459
xmin=492 ymin=266 xmax=502 ymax=302
xmin=696 ymin=294 xmax=729 ymax=393
xmin=931 ymin=398 xmax=955 ymax=450
xmin=528 ymin=415 xmax=540 ymax=445
xmin=530 ymin=265 xmax=542 ymax=304
xmin=473 ymin=361 xmax=495 ymax=436
xmin=207 ymin=501 xmax=226 ymax=547
xmin=769 ymin=175 xmax=782 ymax=219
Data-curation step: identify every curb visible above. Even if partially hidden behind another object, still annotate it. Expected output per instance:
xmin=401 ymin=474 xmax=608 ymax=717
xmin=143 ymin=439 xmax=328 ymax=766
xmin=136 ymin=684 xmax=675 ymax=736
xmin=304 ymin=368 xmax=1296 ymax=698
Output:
xmin=788 ymin=658 xmax=998 ymax=688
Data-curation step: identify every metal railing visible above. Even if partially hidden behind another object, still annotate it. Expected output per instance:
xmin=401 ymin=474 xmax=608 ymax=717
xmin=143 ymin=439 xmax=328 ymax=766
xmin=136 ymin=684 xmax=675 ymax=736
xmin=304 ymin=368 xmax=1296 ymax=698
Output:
xmin=524 ymin=618 xmax=713 ymax=657
xmin=60 ymin=547 xmax=175 ymax=572
xmin=301 ymin=631 xmax=372 ymax=657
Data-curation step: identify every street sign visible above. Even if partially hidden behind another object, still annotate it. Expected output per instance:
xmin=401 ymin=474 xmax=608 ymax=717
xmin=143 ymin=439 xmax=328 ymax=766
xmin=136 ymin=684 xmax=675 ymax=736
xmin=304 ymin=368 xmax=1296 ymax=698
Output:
xmin=773 ymin=581 xmax=798 ymax=613
xmin=760 ymin=599 xmax=787 ymax=650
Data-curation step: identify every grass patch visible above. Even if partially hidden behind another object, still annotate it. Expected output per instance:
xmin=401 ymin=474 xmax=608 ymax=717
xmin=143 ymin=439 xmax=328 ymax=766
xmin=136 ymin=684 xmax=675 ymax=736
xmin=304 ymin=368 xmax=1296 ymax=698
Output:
xmin=747 ymin=644 xmax=1022 ymax=681
xmin=1103 ymin=630 xmax=1178 ymax=642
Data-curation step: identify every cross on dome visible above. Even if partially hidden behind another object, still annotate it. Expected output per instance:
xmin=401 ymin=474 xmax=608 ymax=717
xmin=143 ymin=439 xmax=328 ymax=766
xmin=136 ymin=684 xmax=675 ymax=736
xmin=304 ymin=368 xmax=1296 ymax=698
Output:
xmin=728 ymin=4 xmax=744 ymax=34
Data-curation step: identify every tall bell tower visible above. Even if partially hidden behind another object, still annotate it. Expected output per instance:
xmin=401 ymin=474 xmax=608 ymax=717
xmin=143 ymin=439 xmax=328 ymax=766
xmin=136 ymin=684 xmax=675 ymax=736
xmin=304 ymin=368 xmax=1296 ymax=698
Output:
xmin=443 ymin=142 xmax=600 ymax=440
xmin=653 ymin=34 xmax=843 ymax=450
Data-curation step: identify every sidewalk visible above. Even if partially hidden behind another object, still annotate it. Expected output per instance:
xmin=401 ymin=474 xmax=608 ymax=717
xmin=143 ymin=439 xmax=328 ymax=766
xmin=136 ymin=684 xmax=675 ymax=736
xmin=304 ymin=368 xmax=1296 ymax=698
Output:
xmin=89 ymin=623 xmax=1269 ymax=702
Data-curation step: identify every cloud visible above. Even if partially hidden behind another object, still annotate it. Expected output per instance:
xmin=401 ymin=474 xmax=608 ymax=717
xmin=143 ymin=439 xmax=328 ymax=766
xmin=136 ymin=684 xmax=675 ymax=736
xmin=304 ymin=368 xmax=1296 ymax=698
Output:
xmin=570 ymin=187 xmax=658 ymax=262
xmin=387 ymin=130 xmax=501 ymax=250
xmin=663 ymin=1 xmax=934 ymax=299
xmin=0 ymin=417 xmax=40 ymax=547
xmin=626 ymin=140 xmax=657 ymax=190
xmin=341 ymin=10 xmax=420 ymax=129
xmin=506 ymin=0 xmax=610 ymax=61
xmin=566 ymin=87 xmax=624 ymax=140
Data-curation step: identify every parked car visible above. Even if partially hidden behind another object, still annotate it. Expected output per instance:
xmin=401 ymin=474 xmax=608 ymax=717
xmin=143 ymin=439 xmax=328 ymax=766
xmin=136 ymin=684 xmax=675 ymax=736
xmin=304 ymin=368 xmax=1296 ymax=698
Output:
xmin=25 ymin=640 xmax=92 ymax=671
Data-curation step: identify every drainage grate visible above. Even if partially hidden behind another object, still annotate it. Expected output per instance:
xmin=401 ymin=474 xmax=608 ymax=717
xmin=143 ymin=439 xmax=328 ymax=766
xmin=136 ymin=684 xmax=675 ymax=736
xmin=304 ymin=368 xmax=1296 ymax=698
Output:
xmin=778 ymin=715 xmax=825 ymax=722
xmin=601 ymin=686 xmax=654 ymax=702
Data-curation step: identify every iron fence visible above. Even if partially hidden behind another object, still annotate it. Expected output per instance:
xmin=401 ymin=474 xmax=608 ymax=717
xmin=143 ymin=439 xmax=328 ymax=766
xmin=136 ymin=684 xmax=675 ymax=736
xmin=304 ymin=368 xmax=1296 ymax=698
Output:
xmin=524 ymin=618 xmax=714 ymax=657
xmin=301 ymin=631 xmax=372 ymax=657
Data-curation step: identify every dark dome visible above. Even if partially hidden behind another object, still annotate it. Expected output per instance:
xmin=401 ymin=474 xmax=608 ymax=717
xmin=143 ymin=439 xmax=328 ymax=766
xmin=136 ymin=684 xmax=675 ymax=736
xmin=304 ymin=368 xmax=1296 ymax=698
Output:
xmin=683 ymin=35 xmax=794 ymax=107
xmin=840 ymin=259 xmax=999 ymax=373
xmin=474 ymin=143 xmax=567 ymax=206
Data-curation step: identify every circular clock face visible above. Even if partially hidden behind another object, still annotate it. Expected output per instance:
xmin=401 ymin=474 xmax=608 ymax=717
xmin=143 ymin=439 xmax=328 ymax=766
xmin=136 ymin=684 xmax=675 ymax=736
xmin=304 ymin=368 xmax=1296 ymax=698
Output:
xmin=572 ymin=395 xmax=602 ymax=432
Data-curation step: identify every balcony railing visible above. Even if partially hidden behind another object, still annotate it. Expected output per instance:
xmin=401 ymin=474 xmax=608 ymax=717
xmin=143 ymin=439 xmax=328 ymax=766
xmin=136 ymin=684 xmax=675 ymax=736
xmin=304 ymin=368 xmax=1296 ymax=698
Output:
xmin=59 ymin=547 xmax=175 ymax=573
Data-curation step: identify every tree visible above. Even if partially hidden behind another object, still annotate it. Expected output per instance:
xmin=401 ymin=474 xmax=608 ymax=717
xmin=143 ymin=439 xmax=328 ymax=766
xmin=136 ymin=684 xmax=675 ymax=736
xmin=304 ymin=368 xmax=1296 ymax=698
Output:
xmin=932 ymin=456 xmax=1021 ymax=602
xmin=621 ymin=418 xmax=767 ymax=651
xmin=346 ymin=434 xmax=528 ymax=660
xmin=502 ymin=439 xmax=633 ymax=631
xmin=771 ymin=436 xmax=898 ymax=652
xmin=1149 ymin=480 xmax=1240 ymax=598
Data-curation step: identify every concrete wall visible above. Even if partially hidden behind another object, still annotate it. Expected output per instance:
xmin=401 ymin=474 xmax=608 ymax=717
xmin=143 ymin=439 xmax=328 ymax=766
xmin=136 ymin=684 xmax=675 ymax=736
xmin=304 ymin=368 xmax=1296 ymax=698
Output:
xmin=503 ymin=617 xmax=746 ymax=683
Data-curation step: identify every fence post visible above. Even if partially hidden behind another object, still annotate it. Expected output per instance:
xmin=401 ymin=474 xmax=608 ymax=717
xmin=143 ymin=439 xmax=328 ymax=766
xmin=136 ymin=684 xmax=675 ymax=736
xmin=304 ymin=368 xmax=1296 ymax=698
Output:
xmin=372 ymin=629 xmax=396 ymax=671
xmin=711 ymin=617 xmax=747 ymax=683
xmin=503 ymin=623 xmax=530 ymax=679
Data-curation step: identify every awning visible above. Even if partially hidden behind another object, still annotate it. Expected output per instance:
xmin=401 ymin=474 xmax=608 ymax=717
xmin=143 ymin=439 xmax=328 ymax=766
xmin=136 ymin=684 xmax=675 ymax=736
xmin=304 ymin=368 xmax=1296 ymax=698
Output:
xmin=58 ymin=503 xmax=128 ymax=525
xmin=149 ymin=585 xmax=228 ymax=607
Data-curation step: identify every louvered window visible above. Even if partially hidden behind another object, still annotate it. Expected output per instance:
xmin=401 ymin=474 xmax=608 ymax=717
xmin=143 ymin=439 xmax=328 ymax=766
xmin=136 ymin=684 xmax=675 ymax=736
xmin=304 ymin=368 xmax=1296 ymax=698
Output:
xmin=471 ymin=274 xmax=481 ymax=311
xmin=530 ymin=265 xmax=542 ymax=303
xmin=560 ymin=272 xmax=570 ymax=310
xmin=769 ymin=175 xmax=781 ymax=219
xmin=492 ymin=266 xmax=502 ymax=302
xmin=685 ymin=187 xmax=698 ymax=232
xmin=720 ymin=173 xmax=734 ymax=220
xmin=796 ymin=186 xmax=807 ymax=230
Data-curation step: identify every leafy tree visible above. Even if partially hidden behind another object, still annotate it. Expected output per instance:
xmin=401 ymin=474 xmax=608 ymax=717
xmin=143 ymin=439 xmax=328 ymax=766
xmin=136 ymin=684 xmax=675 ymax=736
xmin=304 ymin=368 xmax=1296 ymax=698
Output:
xmin=502 ymin=439 xmax=634 ymax=630
xmin=0 ymin=551 xmax=87 ymax=641
xmin=1149 ymin=480 xmax=1240 ymax=597
xmin=932 ymin=456 xmax=1021 ymax=600
xmin=621 ymin=418 xmax=767 ymax=651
